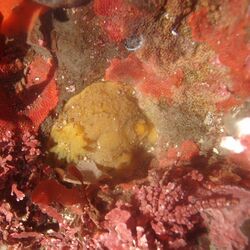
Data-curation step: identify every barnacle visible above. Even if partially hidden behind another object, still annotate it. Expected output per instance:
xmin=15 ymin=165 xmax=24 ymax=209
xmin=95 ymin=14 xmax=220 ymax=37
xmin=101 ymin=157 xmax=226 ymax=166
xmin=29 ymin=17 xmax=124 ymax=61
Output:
xmin=50 ymin=81 xmax=157 ymax=170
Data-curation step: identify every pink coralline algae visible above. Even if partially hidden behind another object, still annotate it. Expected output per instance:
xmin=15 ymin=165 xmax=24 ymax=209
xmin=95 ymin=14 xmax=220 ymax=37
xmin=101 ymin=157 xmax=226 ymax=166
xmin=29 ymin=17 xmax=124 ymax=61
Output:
xmin=97 ymin=207 xmax=136 ymax=250
xmin=0 ymin=131 xmax=44 ymax=247
xmin=201 ymin=186 xmax=250 ymax=250
xmin=0 ymin=130 xmax=41 ymax=187
xmin=0 ymin=131 xmax=40 ymax=190
xmin=134 ymin=168 xmax=233 ymax=249
xmin=96 ymin=203 xmax=163 ymax=250
xmin=0 ymin=130 xmax=84 ymax=249
xmin=0 ymin=135 xmax=250 ymax=250
xmin=0 ymin=201 xmax=82 ymax=249
xmin=95 ymin=167 xmax=250 ymax=250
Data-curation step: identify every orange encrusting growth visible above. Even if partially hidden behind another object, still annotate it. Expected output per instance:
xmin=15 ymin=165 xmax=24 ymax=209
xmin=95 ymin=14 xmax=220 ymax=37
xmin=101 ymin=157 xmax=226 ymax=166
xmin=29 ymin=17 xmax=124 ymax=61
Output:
xmin=158 ymin=140 xmax=200 ymax=167
xmin=139 ymin=69 xmax=183 ymax=101
xmin=105 ymin=54 xmax=183 ymax=103
xmin=0 ymin=0 xmax=47 ymax=37
xmin=93 ymin=0 xmax=143 ymax=42
xmin=188 ymin=6 xmax=250 ymax=108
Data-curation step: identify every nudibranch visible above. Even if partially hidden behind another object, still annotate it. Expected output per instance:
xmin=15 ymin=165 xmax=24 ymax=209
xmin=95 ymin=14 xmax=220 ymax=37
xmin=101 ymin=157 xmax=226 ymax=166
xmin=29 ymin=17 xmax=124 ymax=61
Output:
xmin=50 ymin=81 xmax=157 ymax=170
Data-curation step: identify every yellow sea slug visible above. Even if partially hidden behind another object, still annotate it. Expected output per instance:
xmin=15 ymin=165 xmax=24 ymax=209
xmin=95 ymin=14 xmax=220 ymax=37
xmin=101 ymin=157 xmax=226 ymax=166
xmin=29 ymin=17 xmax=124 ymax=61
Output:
xmin=50 ymin=81 xmax=157 ymax=170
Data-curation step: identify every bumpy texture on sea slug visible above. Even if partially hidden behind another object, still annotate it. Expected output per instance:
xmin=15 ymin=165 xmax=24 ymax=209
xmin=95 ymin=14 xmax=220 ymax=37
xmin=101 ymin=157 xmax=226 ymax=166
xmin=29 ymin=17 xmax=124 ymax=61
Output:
xmin=50 ymin=81 xmax=157 ymax=170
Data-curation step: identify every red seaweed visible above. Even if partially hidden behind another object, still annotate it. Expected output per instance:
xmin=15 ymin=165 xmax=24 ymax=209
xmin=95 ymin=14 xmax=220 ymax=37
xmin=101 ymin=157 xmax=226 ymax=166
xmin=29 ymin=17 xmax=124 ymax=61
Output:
xmin=31 ymin=179 xmax=82 ymax=206
xmin=0 ymin=0 xmax=47 ymax=37
xmin=0 ymin=53 xmax=58 ymax=133
xmin=19 ymin=56 xmax=59 ymax=131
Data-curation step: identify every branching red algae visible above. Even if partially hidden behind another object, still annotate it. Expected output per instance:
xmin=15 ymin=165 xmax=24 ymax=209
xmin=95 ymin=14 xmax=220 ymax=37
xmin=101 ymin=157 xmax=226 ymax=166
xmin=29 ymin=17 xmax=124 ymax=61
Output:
xmin=94 ymin=167 xmax=249 ymax=250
